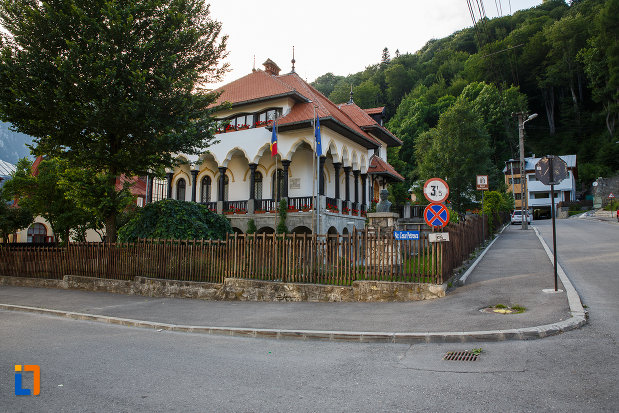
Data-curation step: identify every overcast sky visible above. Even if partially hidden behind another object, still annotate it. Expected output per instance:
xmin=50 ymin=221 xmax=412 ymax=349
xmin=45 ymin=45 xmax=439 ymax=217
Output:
xmin=207 ymin=0 xmax=542 ymax=89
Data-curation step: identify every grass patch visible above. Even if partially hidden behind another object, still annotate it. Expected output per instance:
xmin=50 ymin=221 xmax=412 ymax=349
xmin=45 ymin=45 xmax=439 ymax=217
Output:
xmin=494 ymin=303 xmax=507 ymax=309
xmin=511 ymin=305 xmax=526 ymax=314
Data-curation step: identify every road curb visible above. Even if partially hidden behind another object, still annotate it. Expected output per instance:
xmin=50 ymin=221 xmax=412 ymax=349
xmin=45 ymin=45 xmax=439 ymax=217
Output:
xmin=532 ymin=226 xmax=587 ymax=319
xmin=0 ymin=302 xmax=586 ymax=344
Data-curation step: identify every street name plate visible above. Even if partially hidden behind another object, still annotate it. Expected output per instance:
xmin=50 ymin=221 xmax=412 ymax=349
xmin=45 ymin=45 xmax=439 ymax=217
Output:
xmin=428 ymin=232 xmax=450 ymax=242
xmin=394 ymin=231 xmax=420 ymax=240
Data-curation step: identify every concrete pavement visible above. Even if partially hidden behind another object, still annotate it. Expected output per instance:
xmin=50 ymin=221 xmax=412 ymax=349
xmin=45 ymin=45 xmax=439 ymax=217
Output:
xmin=0 ymin=225 xmax=586 ymax=342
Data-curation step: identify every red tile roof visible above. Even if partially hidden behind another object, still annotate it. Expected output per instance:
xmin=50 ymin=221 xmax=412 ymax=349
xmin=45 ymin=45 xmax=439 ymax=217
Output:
xmin=211 ymin=68 xmax=385 ymax=149
xmin=338 ymin=103 xmax=377 ymax=127
xmin=339 ymin=103 xmax=402 ymax=147
xmin=368 ymin=155 xmax=404 ymax=182
xmin=364 ymin=107 xmax=385 ymax=115
xmin=116 ymin=175 xmax=147 ymax=197
xmin=275 ymin=73 xmax=381 ymax=148
xmin=211 ymin=70 xmax=304 ymax=107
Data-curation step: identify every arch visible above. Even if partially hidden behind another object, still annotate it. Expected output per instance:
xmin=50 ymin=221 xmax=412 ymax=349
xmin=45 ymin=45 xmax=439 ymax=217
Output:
xmin=327 ymin=226 xmax=338 ymax=235
xmin=341 ymin=146 xmax=350 ymax=167
xmin=231 ymin=227 xmax=244 ymax=234
xmin=291 ymin=226 xmax=312 ymax=235
xmin=222 ymin=147 xmax=251 ymax=168
xmin=325 ymin=140 xmax=340 ymax=163
xmin=252 ymin=143 xmax=273 ymax=164
xmin=257 ymin=226 xmax=275 ymax=234
xmin=198 ymin=151 xmax=220 ymax=167
xmin=342 ymin=227 xmax=350 ymax=235
xmin=360 ymin=155 xmax=368 ymax=173
xmin=351 ymin=151 xmax=359 ymax=170
xmin=27 ymin=223 xmax=48 ymax=243
xmin=284 ymin=138 xmax=313 ymax=160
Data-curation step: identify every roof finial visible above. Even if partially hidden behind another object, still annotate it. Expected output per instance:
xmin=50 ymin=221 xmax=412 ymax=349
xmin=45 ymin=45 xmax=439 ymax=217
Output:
xmin=349 ymin=84 xmax=354 ymax=104
xmin=252 ymin=55 xmax=256 ymax=72
xmin=291 ymin=46 xmax=296 ymax=73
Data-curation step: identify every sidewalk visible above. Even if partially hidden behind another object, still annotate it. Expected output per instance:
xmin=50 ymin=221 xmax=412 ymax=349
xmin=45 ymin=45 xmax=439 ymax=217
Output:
xmin=0 ymin=225 xmax=586 ymax=342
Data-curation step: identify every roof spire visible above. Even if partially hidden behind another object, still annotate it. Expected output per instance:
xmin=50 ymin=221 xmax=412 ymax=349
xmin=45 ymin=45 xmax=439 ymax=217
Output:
xmin=291 ymin=46 xmax=296 ymax=73
xmin=349 ymin=84 xmax=354 ymax=104
xmin=252 ymin=55 xmax=256 ymax=72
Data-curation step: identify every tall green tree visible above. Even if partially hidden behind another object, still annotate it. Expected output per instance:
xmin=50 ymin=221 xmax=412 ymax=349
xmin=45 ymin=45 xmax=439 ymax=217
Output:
xmin=0 ymin=186 xmax=33 ymax=243
xmin=3 ymin=158 xmax=104 ymax=243
xmin=0 ymin=0 xmax=228 ymax=241
xmin=415 ymin=101 xmax=494 ymax=213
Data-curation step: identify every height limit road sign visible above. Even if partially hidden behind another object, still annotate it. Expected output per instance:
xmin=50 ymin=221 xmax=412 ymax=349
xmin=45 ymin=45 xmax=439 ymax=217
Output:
xmin=424 ymin=203 xmax=450 ymax=228
xmin=423 ymin=178 xmax=449 ymax=203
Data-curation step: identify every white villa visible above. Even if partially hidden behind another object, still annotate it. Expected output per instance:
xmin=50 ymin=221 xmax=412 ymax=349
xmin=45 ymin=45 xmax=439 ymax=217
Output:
xmin=149 ymin=59 xmax=404 ymax=234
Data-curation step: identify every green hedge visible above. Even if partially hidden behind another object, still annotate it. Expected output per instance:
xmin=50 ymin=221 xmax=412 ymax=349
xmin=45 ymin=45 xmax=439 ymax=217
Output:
xmin=118 ymin=199 xmax=232 ymax=242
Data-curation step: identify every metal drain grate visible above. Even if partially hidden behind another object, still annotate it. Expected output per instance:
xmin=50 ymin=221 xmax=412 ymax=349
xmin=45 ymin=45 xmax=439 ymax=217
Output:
xmin=443 ymin=351 xmax=479 ymax=361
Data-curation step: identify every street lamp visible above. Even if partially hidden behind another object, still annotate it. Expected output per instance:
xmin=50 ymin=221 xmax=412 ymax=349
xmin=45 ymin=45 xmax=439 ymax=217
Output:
xmin=516 ymin=112 xmax=537 ymax=230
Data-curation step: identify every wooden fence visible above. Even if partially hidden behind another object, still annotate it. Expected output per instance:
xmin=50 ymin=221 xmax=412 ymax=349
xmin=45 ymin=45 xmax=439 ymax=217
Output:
xmin=0 ymin=215 xmax=492 ymax=286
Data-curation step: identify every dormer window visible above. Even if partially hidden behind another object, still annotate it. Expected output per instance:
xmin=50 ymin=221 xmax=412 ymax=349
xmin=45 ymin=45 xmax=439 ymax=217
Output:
xmin=256 ymin=108 xmax=281 ymax=127
xmin=215 ymin=108 xmax=282 ymax=133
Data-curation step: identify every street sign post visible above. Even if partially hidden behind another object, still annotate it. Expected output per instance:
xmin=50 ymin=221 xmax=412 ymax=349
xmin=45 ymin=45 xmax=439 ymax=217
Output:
xmin=476 ymin=175 xmax=489 ymax=238
xmin=423 ymin=178 xmax=449 ymax=203
xmin=535 ymin=155 xmax=569 ymax=292
xmin=424 ymin=203 xmax=450 ymax=228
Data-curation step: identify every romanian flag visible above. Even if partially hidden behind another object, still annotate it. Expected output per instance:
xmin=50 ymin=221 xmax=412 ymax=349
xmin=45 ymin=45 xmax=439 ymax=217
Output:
xmin=315 ymin=116 xmax=322 ymax=156
xmin=270 ymin=121 xmax=277 ymax=157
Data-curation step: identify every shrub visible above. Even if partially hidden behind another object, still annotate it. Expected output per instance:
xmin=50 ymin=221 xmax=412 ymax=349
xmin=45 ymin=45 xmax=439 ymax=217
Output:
xmin=276 ymin=199 xmax=288 ymax=234
xmin=118 ymin=199 xmax=232 ymax=242
xmin=247 ymin=219 xmax=257 ymax=234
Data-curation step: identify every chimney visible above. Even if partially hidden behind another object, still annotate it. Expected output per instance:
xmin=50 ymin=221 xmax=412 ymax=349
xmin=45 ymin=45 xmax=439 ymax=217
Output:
xmin=263 ymin=58 xmax=281 ymax=76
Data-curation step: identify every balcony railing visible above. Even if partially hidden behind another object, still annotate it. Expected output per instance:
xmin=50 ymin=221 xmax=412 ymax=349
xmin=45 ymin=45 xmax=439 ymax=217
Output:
xmin=200 ymin=201 xmax=217 ymax=212
xmin=288 ymin=196 xmax=313 ymax=211
xmin=223 ymin=200 xmax=248 ymax=213
xmin=256 ymin=199 xmax=278 ymax=212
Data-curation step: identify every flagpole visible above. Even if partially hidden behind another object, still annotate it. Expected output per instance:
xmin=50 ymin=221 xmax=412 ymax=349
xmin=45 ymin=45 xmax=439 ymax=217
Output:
xmin=311 ymin=105 xmax=316 ymax=236
xmin=274 ymin=119 xmax=278 ymax=232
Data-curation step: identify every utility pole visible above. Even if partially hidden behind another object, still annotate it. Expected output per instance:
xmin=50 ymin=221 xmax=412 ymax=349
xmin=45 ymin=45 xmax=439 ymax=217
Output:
xmin=518 ymin=113 xmax=527 ymax=230
xmin=515 ymin=112 xmax=537 ymax=230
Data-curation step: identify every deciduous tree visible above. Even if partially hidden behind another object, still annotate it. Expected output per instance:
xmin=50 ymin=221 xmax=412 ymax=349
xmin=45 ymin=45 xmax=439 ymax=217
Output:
xmin=0 ymin=0 xmax=228 ymax=241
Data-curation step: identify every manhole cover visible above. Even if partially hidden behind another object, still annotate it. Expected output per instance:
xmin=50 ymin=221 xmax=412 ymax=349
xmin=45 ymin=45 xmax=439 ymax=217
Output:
xmin=443 ymin=351 xmax=479 ymax=361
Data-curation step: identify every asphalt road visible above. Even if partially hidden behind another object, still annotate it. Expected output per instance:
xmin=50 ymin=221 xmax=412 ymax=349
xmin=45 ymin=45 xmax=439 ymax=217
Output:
xmin=1 ymin=218 xmax=616 ymax=412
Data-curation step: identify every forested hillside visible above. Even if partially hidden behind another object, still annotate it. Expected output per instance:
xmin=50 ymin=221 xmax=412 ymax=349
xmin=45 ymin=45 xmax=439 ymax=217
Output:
xmin=311 ymin=0 xmax=618 ymax=205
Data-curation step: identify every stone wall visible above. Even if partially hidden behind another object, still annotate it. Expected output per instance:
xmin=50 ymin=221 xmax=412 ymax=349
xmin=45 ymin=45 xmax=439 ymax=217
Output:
xmin=593 ymin=175 xmax=619 ymax=208
xmin=0 ymin=275 xmax=446 ymax=302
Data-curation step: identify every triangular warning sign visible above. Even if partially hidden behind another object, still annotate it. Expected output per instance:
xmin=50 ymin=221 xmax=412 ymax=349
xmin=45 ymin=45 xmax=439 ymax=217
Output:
xmin=609 ymin=193 xmax=615 ymax=198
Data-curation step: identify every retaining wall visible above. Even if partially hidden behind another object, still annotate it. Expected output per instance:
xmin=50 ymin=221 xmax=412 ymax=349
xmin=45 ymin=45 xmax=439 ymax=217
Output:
xmin=0 ymin=275 xmax=446 ymax=302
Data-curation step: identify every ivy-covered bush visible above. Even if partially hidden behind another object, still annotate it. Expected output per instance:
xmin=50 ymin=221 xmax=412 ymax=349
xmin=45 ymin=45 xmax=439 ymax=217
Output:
xmin=482 ymin=191 xmax=512 ymax=233
xmin=118 ymin=199 xmax=232 ymax=242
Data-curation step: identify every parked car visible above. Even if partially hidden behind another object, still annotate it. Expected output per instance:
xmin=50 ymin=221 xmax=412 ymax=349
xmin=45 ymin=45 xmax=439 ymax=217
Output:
xmin=511 ymin=210 xmax=532 ymax=225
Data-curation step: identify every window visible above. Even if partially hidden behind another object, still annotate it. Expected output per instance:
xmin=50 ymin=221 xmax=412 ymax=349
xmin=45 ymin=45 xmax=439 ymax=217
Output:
xmin=27 ymin=223 xmax=47 ymax=243
xmin=534 ymin=193 xmax=549 ymax=199
xmin=176 ymin=178 xmax=186 ymax=201
xmin=272 ymin=169 xmax=284 ymax=200
xmin=528 ymin=175 xmax=537 ymax=181
xmin=255 ymin=172 xmax=263 ymax=200
xmin=201 ymin=176 xmax=211 ymax=203
xmin=218 ymin=175 xmax=229 ymax=201
xmin=509 ymin=178 xmax=521 ymax=184
xmin=257 ymin=108 xmax=282 ymax=127
xmin=514 ymin=193 xmax=522 ymax=200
